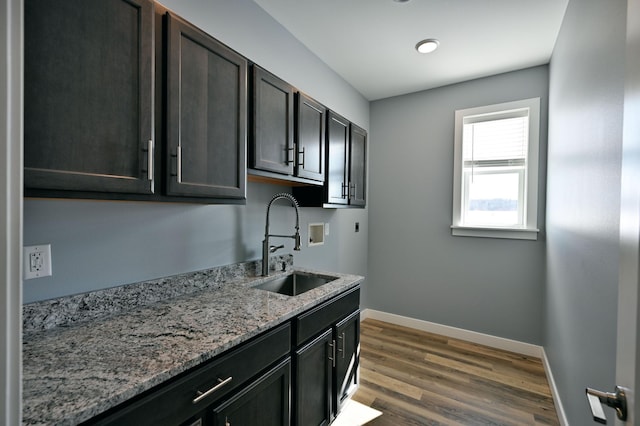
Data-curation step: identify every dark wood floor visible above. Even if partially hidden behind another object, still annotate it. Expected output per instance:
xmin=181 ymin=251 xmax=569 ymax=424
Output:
xmin=352 ymin=319 xmax=560 ymax=426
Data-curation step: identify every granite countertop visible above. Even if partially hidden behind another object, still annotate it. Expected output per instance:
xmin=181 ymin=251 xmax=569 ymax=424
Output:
xmin=22 ymin=260 xmax=363 ymax=425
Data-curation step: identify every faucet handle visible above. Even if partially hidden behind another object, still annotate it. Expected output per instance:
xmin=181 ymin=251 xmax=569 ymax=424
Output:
xmin=269 ymin=244 xmax=285 ymax=253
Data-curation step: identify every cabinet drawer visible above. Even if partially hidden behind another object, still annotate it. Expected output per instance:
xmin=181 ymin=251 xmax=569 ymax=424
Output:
xmin=212 ymin=358 xmax=291 ymax=426
xmin=295 ymin=287 xmax=360 ymax=346
xmin=89 ymin=322 xmax=291 ymax=425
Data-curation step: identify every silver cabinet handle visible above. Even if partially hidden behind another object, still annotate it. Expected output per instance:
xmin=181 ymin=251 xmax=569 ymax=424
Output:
xmin=586 ymin=386 xmax=628 ymax=423
xmin=328 ymin=340 xmax=336 ymax=367
xmin=147 ymin=139 xmax=154 ymax=181
xmin=298 ymin=147 xmax=305 ymax=168
xmin=177 ymin=146 xmax=183 ymax=183
xmin=193 ymin=376 xmax=232 ymax=404
xmin=285 ymin=146 xmax=295 ymax=165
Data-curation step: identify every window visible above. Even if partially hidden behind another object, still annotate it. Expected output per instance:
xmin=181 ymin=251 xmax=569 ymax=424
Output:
xmin=451 ymin=98 xmax=540 ymax=240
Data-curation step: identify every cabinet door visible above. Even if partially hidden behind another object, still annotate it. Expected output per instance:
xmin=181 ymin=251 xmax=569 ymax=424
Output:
xmin=295 ymin=330 xmax=333 ymax=426
xmin=166 ymin=13 xmax=247 ymax=199
xmin=334 ymin=311 xmax=360 ymax=415
xmin=325 ymin=111 xmax=350 ymax=205
xmin=251 ymin=67 xmax=295 ymax=175
xmin=295 ymin=93 xmax=326 ymax=182
xmin=348 ymin=124 xmax=367 ymax=207
xmin=212 ymin=359 xmax=291 ymax=426
xmin=24 ymin=0 xmax=155 ymax=194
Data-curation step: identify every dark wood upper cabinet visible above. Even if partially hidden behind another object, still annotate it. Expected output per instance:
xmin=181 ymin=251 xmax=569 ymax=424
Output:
xmin=295 ymin=93 xmax=326 ymax=182
xmin=165 ymin=13 xmax=247 ymax=199
xmin=24 ymin=0 xmax=155 ymax=195
xmin=25 ymin=0 xmax=358 ymax=205
xmin=326 ymin=111 xmax=351 ymax=205
xmin=348 ymin=124 xmax=367 ymax=207
xmin=250 ymin=66 xmax=295 ymax=176
xmin=294 ymin=111 xmax=367 ymax=208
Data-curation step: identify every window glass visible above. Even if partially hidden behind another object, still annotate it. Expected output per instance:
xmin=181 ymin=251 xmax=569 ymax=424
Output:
xmin=463 ymin=170 xmax=522 ymax=226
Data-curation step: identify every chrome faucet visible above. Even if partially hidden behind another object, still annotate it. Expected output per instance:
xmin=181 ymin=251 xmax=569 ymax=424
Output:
xmin=262 ymin=193 xmax=301 ymax=276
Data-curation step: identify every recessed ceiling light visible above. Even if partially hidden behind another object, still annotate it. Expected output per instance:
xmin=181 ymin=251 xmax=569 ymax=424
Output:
xmin=415 ymin=39 xmax=440 ymax=54
xmin=393 ymin=0 xmax=411 ymax=2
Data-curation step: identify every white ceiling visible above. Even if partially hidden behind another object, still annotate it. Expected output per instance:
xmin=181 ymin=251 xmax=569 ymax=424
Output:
xmin=253 ymin=0 xmax=569 ymax=101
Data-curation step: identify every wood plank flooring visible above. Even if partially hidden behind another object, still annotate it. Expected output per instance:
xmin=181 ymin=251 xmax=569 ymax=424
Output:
xmin=351 ymin=319 xmax=559 ymax=426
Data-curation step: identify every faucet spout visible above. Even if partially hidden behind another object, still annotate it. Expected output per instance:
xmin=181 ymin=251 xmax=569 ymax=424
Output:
xmin=262 ymin=193 xmax=301 ymax=276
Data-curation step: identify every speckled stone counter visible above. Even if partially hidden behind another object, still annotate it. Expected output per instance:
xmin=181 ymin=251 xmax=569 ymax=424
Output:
xmin=22 ymin=258 xmax=363 ymax=425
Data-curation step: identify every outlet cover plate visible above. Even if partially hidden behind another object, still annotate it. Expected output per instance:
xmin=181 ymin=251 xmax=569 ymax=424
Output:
xmin=24 ymin=244 xmax=52 ymax=279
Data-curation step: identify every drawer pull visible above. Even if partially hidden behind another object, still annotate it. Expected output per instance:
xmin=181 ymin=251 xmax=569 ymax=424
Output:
xmin=192 ymin=376 xmax=233 ymax=404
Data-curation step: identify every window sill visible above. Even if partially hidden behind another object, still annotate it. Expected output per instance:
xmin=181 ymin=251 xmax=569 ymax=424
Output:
xmin=450 ymin=225 xmax=539 ymax=241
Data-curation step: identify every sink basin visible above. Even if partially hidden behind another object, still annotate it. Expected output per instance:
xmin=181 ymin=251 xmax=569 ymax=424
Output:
xmin=254 ymin=272 xmax=334 ymax=296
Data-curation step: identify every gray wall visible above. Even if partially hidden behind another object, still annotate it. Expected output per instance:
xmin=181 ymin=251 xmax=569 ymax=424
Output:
xmin=545 ymin=0 xmax=627 ymax=423
xmin=23 ymin=0 xmax=369 ymax=303
xmin=367 ymin=66 xmax=548 ymax=344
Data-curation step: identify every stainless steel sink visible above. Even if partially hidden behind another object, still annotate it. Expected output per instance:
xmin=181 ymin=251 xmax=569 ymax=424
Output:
xmin=254 ymin=272 xmax=334 ymax=296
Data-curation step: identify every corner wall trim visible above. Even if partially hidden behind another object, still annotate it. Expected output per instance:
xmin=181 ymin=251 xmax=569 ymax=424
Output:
xmin=360 ymin=309 xmax=568 ymax=425
xmin=541 ymin=348 xmax=570 ymax=426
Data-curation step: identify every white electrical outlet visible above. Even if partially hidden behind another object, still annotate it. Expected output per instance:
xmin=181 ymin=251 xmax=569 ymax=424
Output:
xmin=24 ymin=244 xmax=52 ymax=279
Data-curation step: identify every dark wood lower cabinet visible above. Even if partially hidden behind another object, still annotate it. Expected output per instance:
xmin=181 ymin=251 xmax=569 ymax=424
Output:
xmin=213 ymin=359 xmax=291 ymax=426
xmin=84 ymin=287 xmax=360 ymax=426
xmin=334 ymin=311 xmax=360 ymax=414
xmin=293 ymin=313 xmax=360 ymax=426
xmin=85 ymin=324 xmax=291 ymax=426
xmin=292 ymin=287 xmax=361 ymax=425
xmin=180 ymin=414 xmax=207 ymax=426
xmin=295 ymin=330 xmax=334 ymax=426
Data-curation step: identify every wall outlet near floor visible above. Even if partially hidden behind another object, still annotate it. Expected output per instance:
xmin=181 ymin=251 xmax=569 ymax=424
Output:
xmin=24 ymin=244 xmax=52 ymax=279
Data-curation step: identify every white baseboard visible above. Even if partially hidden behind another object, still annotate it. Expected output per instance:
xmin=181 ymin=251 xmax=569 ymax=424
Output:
xmin=360 ymin=309 xmax=568 ymax=425
xmin=361 ymin=308 xmax=542 ymax=357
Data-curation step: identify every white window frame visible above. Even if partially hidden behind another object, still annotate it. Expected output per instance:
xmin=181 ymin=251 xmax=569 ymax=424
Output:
xmin=451 ymin=98 xmax=540 ymax=240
